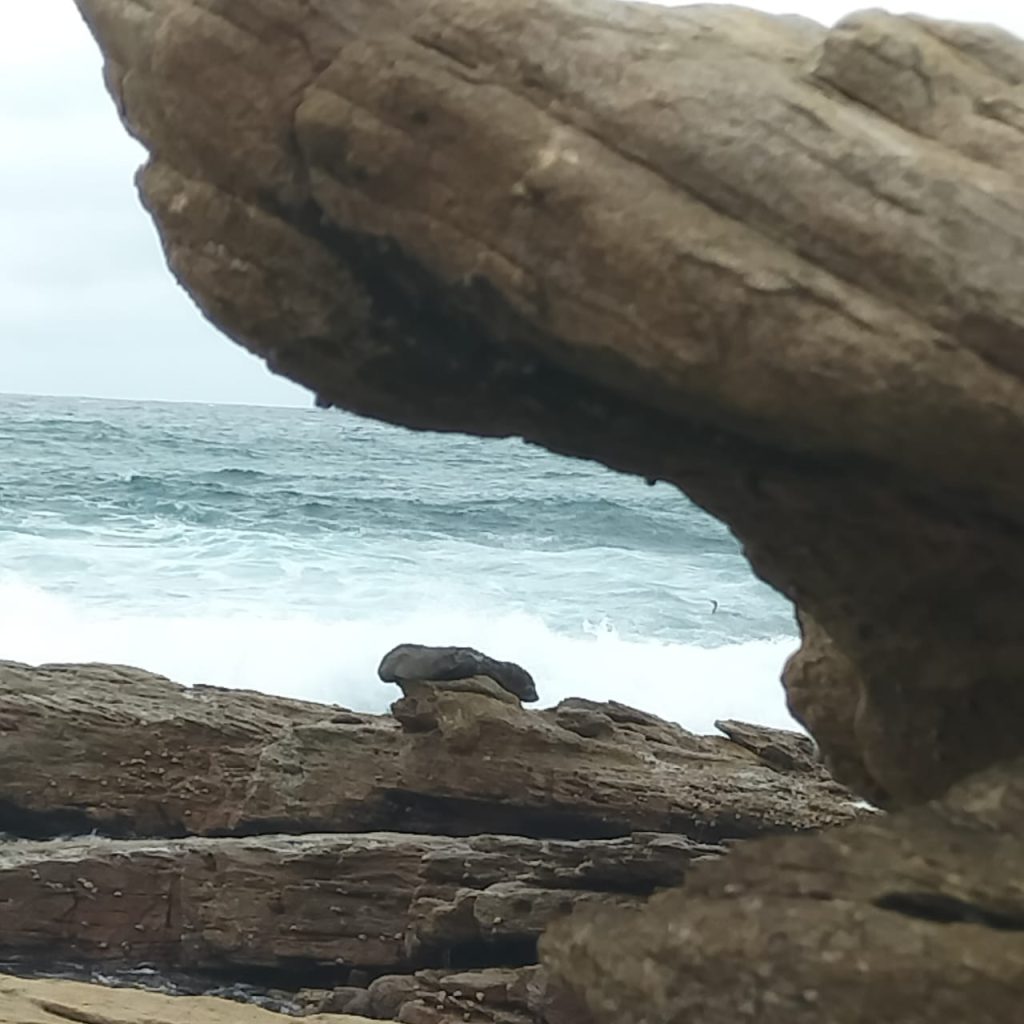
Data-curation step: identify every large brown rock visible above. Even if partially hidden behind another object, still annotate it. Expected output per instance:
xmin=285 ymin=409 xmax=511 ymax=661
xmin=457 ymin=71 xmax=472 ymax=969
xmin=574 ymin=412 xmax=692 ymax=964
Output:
xmin=542 ymin=755 xmax=1024 ymax=1023
xmin=0 ymin=661 xmax=858 ymax=841
xmin=0 ymin=663 xmax=861 ymax=1019
xmin=70 ymin=0 xmax=1024 ymax=807
xmin=0 ymin=830 xmax=709 ymax=974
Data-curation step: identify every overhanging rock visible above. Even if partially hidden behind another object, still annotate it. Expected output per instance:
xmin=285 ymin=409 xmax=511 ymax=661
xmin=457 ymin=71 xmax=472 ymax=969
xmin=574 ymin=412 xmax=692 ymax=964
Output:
xmin=72 ymin=0 xmax=1024 ymax=806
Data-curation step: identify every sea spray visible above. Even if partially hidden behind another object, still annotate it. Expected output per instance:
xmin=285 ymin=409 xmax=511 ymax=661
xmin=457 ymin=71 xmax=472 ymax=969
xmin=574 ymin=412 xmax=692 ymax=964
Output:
xmin=0 ymin=576 xmax=798 ymax=732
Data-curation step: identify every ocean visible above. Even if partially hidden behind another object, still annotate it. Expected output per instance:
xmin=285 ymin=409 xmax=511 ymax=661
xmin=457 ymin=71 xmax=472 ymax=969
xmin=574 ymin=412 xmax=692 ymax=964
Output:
xmin=0 ymin=392 xmax=799 ymax=732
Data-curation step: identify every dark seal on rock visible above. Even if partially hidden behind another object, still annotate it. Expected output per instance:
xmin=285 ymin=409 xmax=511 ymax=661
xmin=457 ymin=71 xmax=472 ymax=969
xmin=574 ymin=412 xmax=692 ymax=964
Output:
xmin=378 ymin=644 xmax=539 ymax=703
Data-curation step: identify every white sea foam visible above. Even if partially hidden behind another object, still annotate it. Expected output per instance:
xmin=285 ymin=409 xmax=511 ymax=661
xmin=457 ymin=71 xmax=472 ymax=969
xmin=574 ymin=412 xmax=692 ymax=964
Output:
xmin=0 ymin=576 xmax=799 ymax=734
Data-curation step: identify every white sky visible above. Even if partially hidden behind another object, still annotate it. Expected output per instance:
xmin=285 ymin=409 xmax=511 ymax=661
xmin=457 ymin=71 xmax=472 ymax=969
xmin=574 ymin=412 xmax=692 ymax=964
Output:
xmin=3 ymin=1 xmax=1023 ymax=406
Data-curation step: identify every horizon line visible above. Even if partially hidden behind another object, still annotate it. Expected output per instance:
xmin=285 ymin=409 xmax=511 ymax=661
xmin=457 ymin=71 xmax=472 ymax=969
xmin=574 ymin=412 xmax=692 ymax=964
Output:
xmin=0 ymin=389 xmax=317 ymax=412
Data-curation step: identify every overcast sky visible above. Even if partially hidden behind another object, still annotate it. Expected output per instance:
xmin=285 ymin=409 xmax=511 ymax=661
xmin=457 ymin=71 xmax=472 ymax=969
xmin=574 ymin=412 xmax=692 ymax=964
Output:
xmin=3 ymin=1 xmax=1023 ymax=406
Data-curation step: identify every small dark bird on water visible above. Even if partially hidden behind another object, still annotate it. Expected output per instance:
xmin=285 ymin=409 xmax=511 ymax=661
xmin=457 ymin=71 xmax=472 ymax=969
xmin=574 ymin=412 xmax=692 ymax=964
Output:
xmin=709 ymin=599 xmax=719 ymax=614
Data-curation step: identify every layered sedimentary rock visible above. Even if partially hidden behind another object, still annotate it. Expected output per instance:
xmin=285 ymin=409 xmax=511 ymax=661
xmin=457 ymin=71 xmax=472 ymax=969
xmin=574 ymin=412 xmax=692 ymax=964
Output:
xmin=0 ymin=660 xmax=864 ymax=1019
xmin=0 ymin=661 xmax=857 ymax=840
xmin=9 ymin=656 xmax=1024 ymax=1021
xmin=0 ymin=831 xmax=704 ymax=974
xmin=543 ymin=755 xmax=1024 ymax=1023
xmin=70 ymin=0 xmax=1024 ymax=807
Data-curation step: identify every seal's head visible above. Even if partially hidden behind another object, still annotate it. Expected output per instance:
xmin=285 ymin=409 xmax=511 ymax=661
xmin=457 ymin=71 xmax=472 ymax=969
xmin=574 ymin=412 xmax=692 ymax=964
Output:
xmin=499 ymin=662 xmax=538 ymax=703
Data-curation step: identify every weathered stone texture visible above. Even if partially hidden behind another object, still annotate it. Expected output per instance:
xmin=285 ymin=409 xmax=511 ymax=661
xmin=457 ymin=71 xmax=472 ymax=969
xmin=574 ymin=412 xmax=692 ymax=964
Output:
xmin=543 ymin=754 xmax=1024 ymax=1023
xmin=0 ymin=661 xmax=858 ymax=841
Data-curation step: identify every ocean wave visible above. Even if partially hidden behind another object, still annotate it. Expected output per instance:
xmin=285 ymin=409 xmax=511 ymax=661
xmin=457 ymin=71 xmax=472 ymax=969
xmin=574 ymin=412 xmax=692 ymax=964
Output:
xmin=13 ymin=483 xmax=733 ymax=553
xmin=0 ymin=577 xmax=800 ymax=734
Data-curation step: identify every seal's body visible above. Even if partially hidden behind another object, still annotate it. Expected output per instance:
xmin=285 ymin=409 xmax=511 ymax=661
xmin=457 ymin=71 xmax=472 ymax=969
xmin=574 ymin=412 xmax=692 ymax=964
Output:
xmin=378 ymin=643 xmax=539 ymax=703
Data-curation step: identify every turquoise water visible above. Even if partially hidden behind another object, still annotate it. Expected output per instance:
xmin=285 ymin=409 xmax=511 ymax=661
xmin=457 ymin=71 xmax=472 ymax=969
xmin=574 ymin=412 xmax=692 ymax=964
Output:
xmin=0 ymin=392 xmax=798 ymax=730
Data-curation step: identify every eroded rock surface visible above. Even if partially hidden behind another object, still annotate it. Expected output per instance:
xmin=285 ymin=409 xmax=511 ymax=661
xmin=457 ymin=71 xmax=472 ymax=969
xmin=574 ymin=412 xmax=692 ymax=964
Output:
xmin=70 ymin=0 xmax=1024 ymax=806
xmin=0 ymin=830 xmax=709 ymax=975
xmin=0 ymin=659 xmax=826 ymax=1019
xmin=542 ymin=755 xmax=1024 ymax=1023
xmin=0 ymin=660 xmax=863 ymax=1016
xmin=0 ymin=661 xmax=858 ymax=841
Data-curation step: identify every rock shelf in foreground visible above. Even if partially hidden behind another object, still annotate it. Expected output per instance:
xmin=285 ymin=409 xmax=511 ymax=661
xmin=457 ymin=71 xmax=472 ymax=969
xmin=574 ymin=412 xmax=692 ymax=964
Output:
xmin=0 ymin=660 xmax=855 ymax=842
xmin=0 ymin=658 xmax=862 ymax=1021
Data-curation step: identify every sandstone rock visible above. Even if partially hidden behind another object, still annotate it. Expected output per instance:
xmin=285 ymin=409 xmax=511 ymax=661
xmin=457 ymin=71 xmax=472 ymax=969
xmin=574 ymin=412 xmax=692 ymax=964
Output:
xmin=391 ymin=677 xmax=523 ymax=735
xmin=783 ymin=610 xmax=893 ymax=806
xmin=0 ymin=972 xmax=380 ymax=1023
xmin=0 ymin=661 xmax=859 ymax=841
xmin=0 ymin=830 xmax=716 ymax=974
xmin=554 ymin=698 xmax=703 ymax=750
xmin=713 ymin=718 xmax=821 ymax=776
xmin=379 ymin=645 xmax=538 ymax=703
xmin=542 ymin=755 xmax=1024 ymax=1024
xmin=71 ymin=0 xmax=1024 ymax=806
